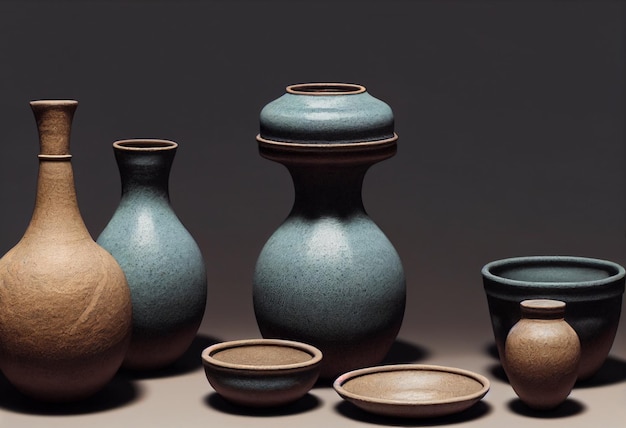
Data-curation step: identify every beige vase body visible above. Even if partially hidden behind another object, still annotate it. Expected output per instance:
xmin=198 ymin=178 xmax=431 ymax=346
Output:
xmin=0 ymin=100 xmax=132 ymax=402
xmin=504 ymin=299 xmax=580 ymax=410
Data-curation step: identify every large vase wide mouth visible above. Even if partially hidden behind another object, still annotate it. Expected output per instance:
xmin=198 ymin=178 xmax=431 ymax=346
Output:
xmin=260 ymin=82 xmax=394 ymax=144
xmin=482 ymin=256 xmax=625 ymax=297
xmin=114 ymin=139 xmax=178 ymax=151
xmin=286 ymin=83 xmax=366 ymax=95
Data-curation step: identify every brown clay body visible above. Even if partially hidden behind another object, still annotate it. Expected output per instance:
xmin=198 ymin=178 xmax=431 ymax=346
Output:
xmin=0 ymin=100 xmax=132 ymax=402
xmin=504 ymin=299 xmax=580 ymax=410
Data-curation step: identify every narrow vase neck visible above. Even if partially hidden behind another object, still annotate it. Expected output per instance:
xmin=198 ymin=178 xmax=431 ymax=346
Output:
xmin=23 ymin=100 xmax=91 ymax=241
xmin=114 ymin=142 xmax=176 ymax=202
xmin=30 ymin=100 xmax=77 ymax=155
xmin=25 ymin=158 xmax=91 ymax=241
xmin=288 ymin=164 xmax=368 ymax=217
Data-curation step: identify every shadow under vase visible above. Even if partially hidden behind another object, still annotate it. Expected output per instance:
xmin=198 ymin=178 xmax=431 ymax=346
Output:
xmin=0 ymin=369 xmax=142 ymax=415
xmin=121 ymin=334 xmax=221 ymax=380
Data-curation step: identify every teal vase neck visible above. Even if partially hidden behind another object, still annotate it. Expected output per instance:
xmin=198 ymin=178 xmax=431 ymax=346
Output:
xmin=114 ymin=139 xmax=176 ymax=203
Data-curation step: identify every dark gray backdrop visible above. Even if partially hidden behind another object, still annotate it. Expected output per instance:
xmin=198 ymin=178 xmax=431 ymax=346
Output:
xmin=0 ymin=0 xmax=623 ymax=347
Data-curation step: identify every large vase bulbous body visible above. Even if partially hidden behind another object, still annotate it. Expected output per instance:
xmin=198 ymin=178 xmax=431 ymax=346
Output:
xmin=97 ymin=139 xmax=207 ymax=370
xmin=253 ymin=83 xmax=406 ymax=379
xmin=0 ymin=100 xmax=132 ymax=401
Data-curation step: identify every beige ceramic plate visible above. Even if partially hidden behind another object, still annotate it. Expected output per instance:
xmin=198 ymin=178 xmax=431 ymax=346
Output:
xmin=333 ymin=364 xmax=490 ymax=418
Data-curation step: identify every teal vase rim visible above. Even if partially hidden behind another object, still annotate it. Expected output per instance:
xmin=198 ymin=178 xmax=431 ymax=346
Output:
xmin=113 ymin=139 xmax=178 ymax=151
xmin=482 ymin=255 xmax=626 ymax=289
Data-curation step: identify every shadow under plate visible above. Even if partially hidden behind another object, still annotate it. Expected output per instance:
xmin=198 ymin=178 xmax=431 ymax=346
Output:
xmin=334 ymin=399 xmax=492 ymax=426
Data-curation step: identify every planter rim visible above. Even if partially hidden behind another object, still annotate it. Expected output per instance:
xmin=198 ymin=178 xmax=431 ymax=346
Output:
xmin=482 ymin=255 xmax=625 ymax=290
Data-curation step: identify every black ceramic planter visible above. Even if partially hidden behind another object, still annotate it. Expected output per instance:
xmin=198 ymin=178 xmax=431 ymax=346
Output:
xmin=482 ymin=255 xmax=625 ymax=380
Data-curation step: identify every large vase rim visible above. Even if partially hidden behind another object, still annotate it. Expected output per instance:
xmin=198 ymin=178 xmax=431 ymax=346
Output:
xmin=286 ymin=83 xmax=366 ymax=95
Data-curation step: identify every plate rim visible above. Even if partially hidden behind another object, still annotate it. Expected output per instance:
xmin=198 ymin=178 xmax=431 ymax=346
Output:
xmin=333 ymin=363 xmax=490 ymax=408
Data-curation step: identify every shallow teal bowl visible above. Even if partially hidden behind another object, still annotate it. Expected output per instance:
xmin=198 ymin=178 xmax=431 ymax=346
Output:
xmin=202 ymin=338 xmax=322 ymax=407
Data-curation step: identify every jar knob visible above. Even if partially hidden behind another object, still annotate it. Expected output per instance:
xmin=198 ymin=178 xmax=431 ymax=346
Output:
xmin=520 ymin=299 xmax=566 ymax=320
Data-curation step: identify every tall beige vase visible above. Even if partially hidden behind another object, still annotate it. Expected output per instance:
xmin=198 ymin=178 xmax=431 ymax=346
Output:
xmin=0 ymin=100 xmax=132 ymax=402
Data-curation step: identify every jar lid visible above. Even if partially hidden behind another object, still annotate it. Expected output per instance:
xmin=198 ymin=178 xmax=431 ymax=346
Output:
xmin=259 ymin=83 xmax=395 ymax=144
xmin=520 ymin=299 xmax=566 ymax=319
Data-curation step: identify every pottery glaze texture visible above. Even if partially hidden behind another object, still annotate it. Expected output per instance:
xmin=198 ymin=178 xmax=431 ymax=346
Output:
xmin=97 ymin=140 xmax=207 ymax=370
xmin=254 ymin=83 xmax=406 ymax=379
xmin=259 ymin=84 xmax=395 ymax=144
xmin=0 ymin=101 xmax=132 ymax=402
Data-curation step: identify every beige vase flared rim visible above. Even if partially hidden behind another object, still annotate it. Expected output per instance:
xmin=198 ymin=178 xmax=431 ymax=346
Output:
xmin=30 ymin=100 xmax=78 ymax=107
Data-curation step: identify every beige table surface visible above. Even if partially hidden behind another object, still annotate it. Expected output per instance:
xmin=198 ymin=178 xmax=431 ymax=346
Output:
xmin=0 ymin=1 xmax=624 ymax=427
xmin=1 ymin=317 xmax=624 ymax=428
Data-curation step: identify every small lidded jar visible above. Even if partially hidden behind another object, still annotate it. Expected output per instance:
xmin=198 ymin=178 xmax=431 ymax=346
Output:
xmin=504 ymin=299 xmax=580 ymax=410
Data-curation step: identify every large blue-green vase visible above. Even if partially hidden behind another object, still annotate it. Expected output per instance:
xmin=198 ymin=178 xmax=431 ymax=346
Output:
xmin=254 ymin=83 xmax=406 ymax=379
xmin=98 ymin=139 xmax=207 ymax=370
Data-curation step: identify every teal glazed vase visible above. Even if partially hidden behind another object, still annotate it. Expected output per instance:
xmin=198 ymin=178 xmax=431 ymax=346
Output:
xmin=97 ymin=139 xmax=207 ymax=370
xmin=253 ymin=83 xmax=406 ymax=379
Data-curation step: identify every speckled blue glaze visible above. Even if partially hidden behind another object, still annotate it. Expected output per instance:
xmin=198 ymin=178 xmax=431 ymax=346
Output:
xmin=97 ymin=139 xmax=207 ymax=370
xmin=254 ymin=83 xmax=406 ymax=379
xmin=259 ymin=83 xmax=395 ymax=144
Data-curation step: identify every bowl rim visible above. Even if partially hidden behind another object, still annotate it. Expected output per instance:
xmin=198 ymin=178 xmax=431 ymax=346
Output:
xmin=333 ymin=364 xmax=490 ymax=406
xmin=482 ymin=255 xmax=626 ymax=288
xmin=201 ymin=338 xmax=322 ymax=371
